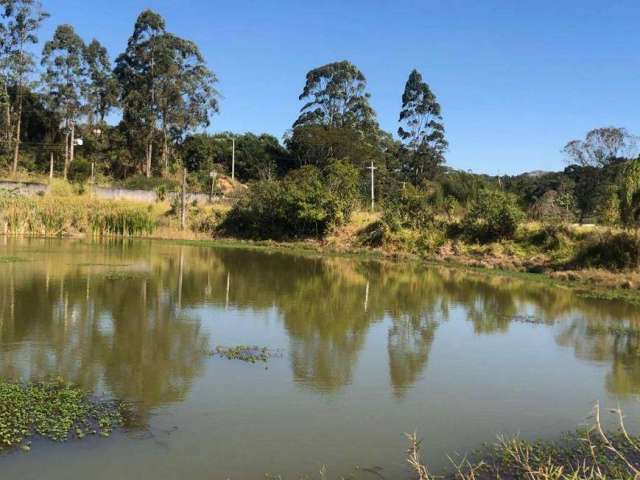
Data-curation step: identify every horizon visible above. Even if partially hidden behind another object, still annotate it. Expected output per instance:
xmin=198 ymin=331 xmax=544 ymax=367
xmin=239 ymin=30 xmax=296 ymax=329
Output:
xmin=38 ymin=0 xmax=640 ymax=176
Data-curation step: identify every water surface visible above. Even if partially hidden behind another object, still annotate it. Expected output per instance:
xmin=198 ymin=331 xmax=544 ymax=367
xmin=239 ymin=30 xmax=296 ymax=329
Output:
xmin=1 ymin=238 xmax=640 ymax=479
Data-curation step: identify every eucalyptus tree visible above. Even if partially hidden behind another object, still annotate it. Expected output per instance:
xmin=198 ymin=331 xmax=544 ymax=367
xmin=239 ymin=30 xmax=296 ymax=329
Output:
xmin=398 ymin=69 xmax=447 ymax=183
xmin=115 ymin=10 xmax=218 ymax=177
xmin=84 ymin=39 xmax=118 ymax=127
xmin=564 ymin=127 xmax=637 ymax=168
xmin=289 ymin=60 xmax=380 ymax=169
xmin=41 ymin=24 xmax=88 ymax=177
xmin=293 ymin=60 xmax=377 ymax=131
xmin=153 ymin=33 xmax=218 ymax=175
xmin=115 ymin=9 xmax=166 ymax=177
xmin=0 ymin=0 xmax=48 ymax=174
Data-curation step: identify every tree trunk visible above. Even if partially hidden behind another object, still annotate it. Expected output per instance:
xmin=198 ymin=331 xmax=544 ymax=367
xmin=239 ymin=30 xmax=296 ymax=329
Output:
xmin=146 ymin=141 xmax=153 ymax=178
xmin=70 ymin=122 xmax=75 ymax=164
xmin=11 ymin=98 xmax=22 ymax=175
xmin=64 ymin=130 xmax=70 ymax=179
xmin=161 ymin=121 xmax=168 ymax=177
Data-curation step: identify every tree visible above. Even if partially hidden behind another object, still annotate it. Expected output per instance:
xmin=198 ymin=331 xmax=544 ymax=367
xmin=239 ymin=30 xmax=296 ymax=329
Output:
xmin=41 ymin=24 xmax=88 ymax=178
xmin=563 ymin=127 xmax=637 ymax=168
xmin=293 ymin=60 xmax=377 ymax=132
xmin=153 ymin=33 xmax=218 ymax=175
xmin=84 ymin=39 xmax=118 ymax=126
xmin=0 ymin=0 xmax=48 ymax=174
xmin=115 ymin=10 xmax=218 ymax=177
xmin=398 ymin=69 xmax=447 ymax=183
xmin=619 ymin=159 xmax=640 ymax=267
xmin=115 ymin=10 xmax=166 ymax=177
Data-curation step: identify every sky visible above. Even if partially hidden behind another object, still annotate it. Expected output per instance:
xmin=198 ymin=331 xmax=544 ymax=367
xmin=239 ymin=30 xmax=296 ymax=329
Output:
xmin=40 ymin=0 xmax=639 ymax=175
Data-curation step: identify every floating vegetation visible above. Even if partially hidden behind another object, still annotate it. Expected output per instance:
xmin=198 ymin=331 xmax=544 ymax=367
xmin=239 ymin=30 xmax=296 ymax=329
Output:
xmin=210 ymin=345 xmax=281 ymax=364
xmin=102 ymin=270 xmax=150 ymax=281
xmin=0 ymin=256 xmax=27 ymax=263
xmin=0 ymin=379 xmax=129 ymax=452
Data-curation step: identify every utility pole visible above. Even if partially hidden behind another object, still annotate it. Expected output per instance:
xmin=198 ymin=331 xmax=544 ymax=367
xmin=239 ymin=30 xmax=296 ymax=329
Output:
xmin=367 ymin=160 xmax=377 ymax=212
xmin=49 ymin=152 xmax=54 ymax=181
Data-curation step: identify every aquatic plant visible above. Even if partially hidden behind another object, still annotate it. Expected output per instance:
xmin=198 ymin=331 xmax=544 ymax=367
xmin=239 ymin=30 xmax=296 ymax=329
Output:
xmin=210 ymin=345 xmax=280 ymax=364
xmin=0 ymin=379 xmax=128 ymax=452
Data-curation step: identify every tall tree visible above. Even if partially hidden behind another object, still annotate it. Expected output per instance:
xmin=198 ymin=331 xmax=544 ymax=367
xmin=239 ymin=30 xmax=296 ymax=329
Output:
xmin=115 ymin=10 xmax=166 ymax=177
xmin=84 ymin=39 xmax=118 ymax=127
xmin=115 ymin=10 xmax=218 ymax=177
xmin=293 ymin=60 xmax=377 ymax=132
xmin=563 ymin=127 xmax=637 ymax=168
xmin=0 ymin=0 xmax=48 ymax=174
xmin=41 ymin=24 xmax=88 ymax=177
xmin=153 ymin=33 xmax=218 ymax=175
xmin=398 ymin=69 xmax=447 ymax=183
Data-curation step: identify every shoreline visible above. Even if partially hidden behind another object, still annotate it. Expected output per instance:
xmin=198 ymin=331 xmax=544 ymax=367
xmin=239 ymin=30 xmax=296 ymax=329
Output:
xmin=143 ymin=234 xmax=640 ymax=307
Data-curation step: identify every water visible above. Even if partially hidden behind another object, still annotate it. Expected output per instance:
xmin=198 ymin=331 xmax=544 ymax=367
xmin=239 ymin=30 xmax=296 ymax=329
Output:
xmin=1 ymin=238 xmax=640 ymax=479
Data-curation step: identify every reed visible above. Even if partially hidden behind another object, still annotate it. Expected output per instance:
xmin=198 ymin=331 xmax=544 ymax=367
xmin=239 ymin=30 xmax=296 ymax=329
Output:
xmin=0 ymin=192 xmax=156 ymax=237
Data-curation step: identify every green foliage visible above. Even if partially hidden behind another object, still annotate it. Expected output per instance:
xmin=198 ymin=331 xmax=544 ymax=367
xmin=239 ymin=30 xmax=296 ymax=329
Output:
xmin=67 ymin=157 xmax=92 ymax=183
xmin=324 ymin=159 xmax=360 ymax=223
xmin=382 ymin=184 xmax=434 ymax=231
xmin=461 ymin=189 xmax=524 ymax=242
xmin=398 ymin=69 xmax=447 ymax=183
xmin=0 ymin=379 xmax=126 ymax=451
xmin=221 ymin=165 xmax=352 ymax=239
xmin=293 ymin=60 xmax=377 ymax=132
xmin=619 ymin=158 xmax=640 ymax=231
xmin=572 ymin=232 xmax=639 ymax=270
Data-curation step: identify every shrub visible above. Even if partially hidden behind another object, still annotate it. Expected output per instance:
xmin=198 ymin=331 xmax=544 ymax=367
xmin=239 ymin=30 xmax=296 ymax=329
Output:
xmin=572 ymin=232 xmax=639 ymax=270
xmin=67 ymin=158 xmax=92 ymax=184
xmin=324 ymin=159 xmax=360 ymax=224
xmin=461 ymin=189 xmax=524 ymax=242
xmin=382 ymin=184 xmax=434 ymax=232
xmin=221 ymin=166 xmax=344 ymax=239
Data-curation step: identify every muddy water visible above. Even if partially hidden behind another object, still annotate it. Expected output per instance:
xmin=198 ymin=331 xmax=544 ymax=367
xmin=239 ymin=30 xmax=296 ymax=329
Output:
xmin=1 ymin=238 xmax=639 ymax=479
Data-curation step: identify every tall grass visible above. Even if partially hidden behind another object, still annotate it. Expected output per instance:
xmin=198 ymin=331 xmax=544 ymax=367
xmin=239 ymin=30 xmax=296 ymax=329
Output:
xmin=0 ymin=192 xmax=156 ymax=237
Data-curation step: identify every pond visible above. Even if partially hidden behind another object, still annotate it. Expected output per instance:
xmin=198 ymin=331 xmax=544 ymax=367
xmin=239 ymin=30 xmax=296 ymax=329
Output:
xmin=1 ymin=238 xmax=640 ymax=479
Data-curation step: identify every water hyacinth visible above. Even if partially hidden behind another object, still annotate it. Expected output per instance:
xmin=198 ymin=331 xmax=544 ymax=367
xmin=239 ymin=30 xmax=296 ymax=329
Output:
xmin=211 ymin=345 xmax=281 ymax=364
xmin=0 ymin=379 xmax=128 ymax=452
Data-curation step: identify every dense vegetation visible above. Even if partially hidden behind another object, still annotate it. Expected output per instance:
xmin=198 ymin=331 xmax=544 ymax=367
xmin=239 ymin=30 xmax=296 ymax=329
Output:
xmin=0 ymin=1 xmax=638 ymax=274
xmin=0 ymin=379 xmax=127 ymax=452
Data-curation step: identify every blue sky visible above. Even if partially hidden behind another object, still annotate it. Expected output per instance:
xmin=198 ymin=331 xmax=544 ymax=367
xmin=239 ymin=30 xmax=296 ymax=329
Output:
xmin=40 ymin=0 xmax=639 ymax=174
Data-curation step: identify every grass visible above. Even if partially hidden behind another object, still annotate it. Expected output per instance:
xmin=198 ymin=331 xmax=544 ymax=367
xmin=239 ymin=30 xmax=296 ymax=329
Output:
xmin=0 ymin=191 xmax=156 ymax=237
xmin=0 ymin=379 xmax=128 ymax=452
xmin=407 ymin=405 xmax=640 ymax=480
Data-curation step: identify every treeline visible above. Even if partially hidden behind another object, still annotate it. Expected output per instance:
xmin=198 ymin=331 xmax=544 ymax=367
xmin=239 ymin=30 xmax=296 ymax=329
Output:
xmin=1 ymin=1 xmax=639 ymax=236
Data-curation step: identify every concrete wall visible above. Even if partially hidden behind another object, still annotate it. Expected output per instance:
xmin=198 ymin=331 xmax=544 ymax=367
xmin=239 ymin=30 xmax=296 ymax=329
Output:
xmin=0 ymin=180 xmax=221 ymax=205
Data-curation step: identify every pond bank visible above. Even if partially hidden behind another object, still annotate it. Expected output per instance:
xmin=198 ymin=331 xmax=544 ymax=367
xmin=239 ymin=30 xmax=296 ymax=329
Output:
xmin=147 ymin=235 xmax=640 ymax=307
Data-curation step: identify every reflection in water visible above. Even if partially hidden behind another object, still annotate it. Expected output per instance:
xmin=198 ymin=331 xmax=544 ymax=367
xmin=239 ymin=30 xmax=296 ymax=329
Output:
xmin=1 ymin=238 xmax=640 ymax=418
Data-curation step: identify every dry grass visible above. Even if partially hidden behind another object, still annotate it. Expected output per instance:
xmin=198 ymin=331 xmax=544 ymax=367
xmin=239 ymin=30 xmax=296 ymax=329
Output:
xmin=406 ymin=404 xmax=640 ymax=480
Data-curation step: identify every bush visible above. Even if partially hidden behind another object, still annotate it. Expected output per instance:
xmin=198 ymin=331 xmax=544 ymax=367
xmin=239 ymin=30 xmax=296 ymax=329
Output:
xmin=67 ymin=158 xmax=92 ymax=184
xmin=221 ymin=166 xmax=344 ymax=239
xmin=572 ymin=232 xmax=639 ymax=270
xmin=324 ymin=159 xmax=360 ymax=224
xmin=461 ymin=189 xmax=524 ymax=242
xmin=382 ymin=184 xmax=434 ymax=231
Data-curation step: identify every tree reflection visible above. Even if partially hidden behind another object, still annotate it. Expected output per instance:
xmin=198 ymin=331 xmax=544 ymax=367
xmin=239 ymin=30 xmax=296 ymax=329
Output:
xmin=2 ymin=238 xmax=640 ymax=404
